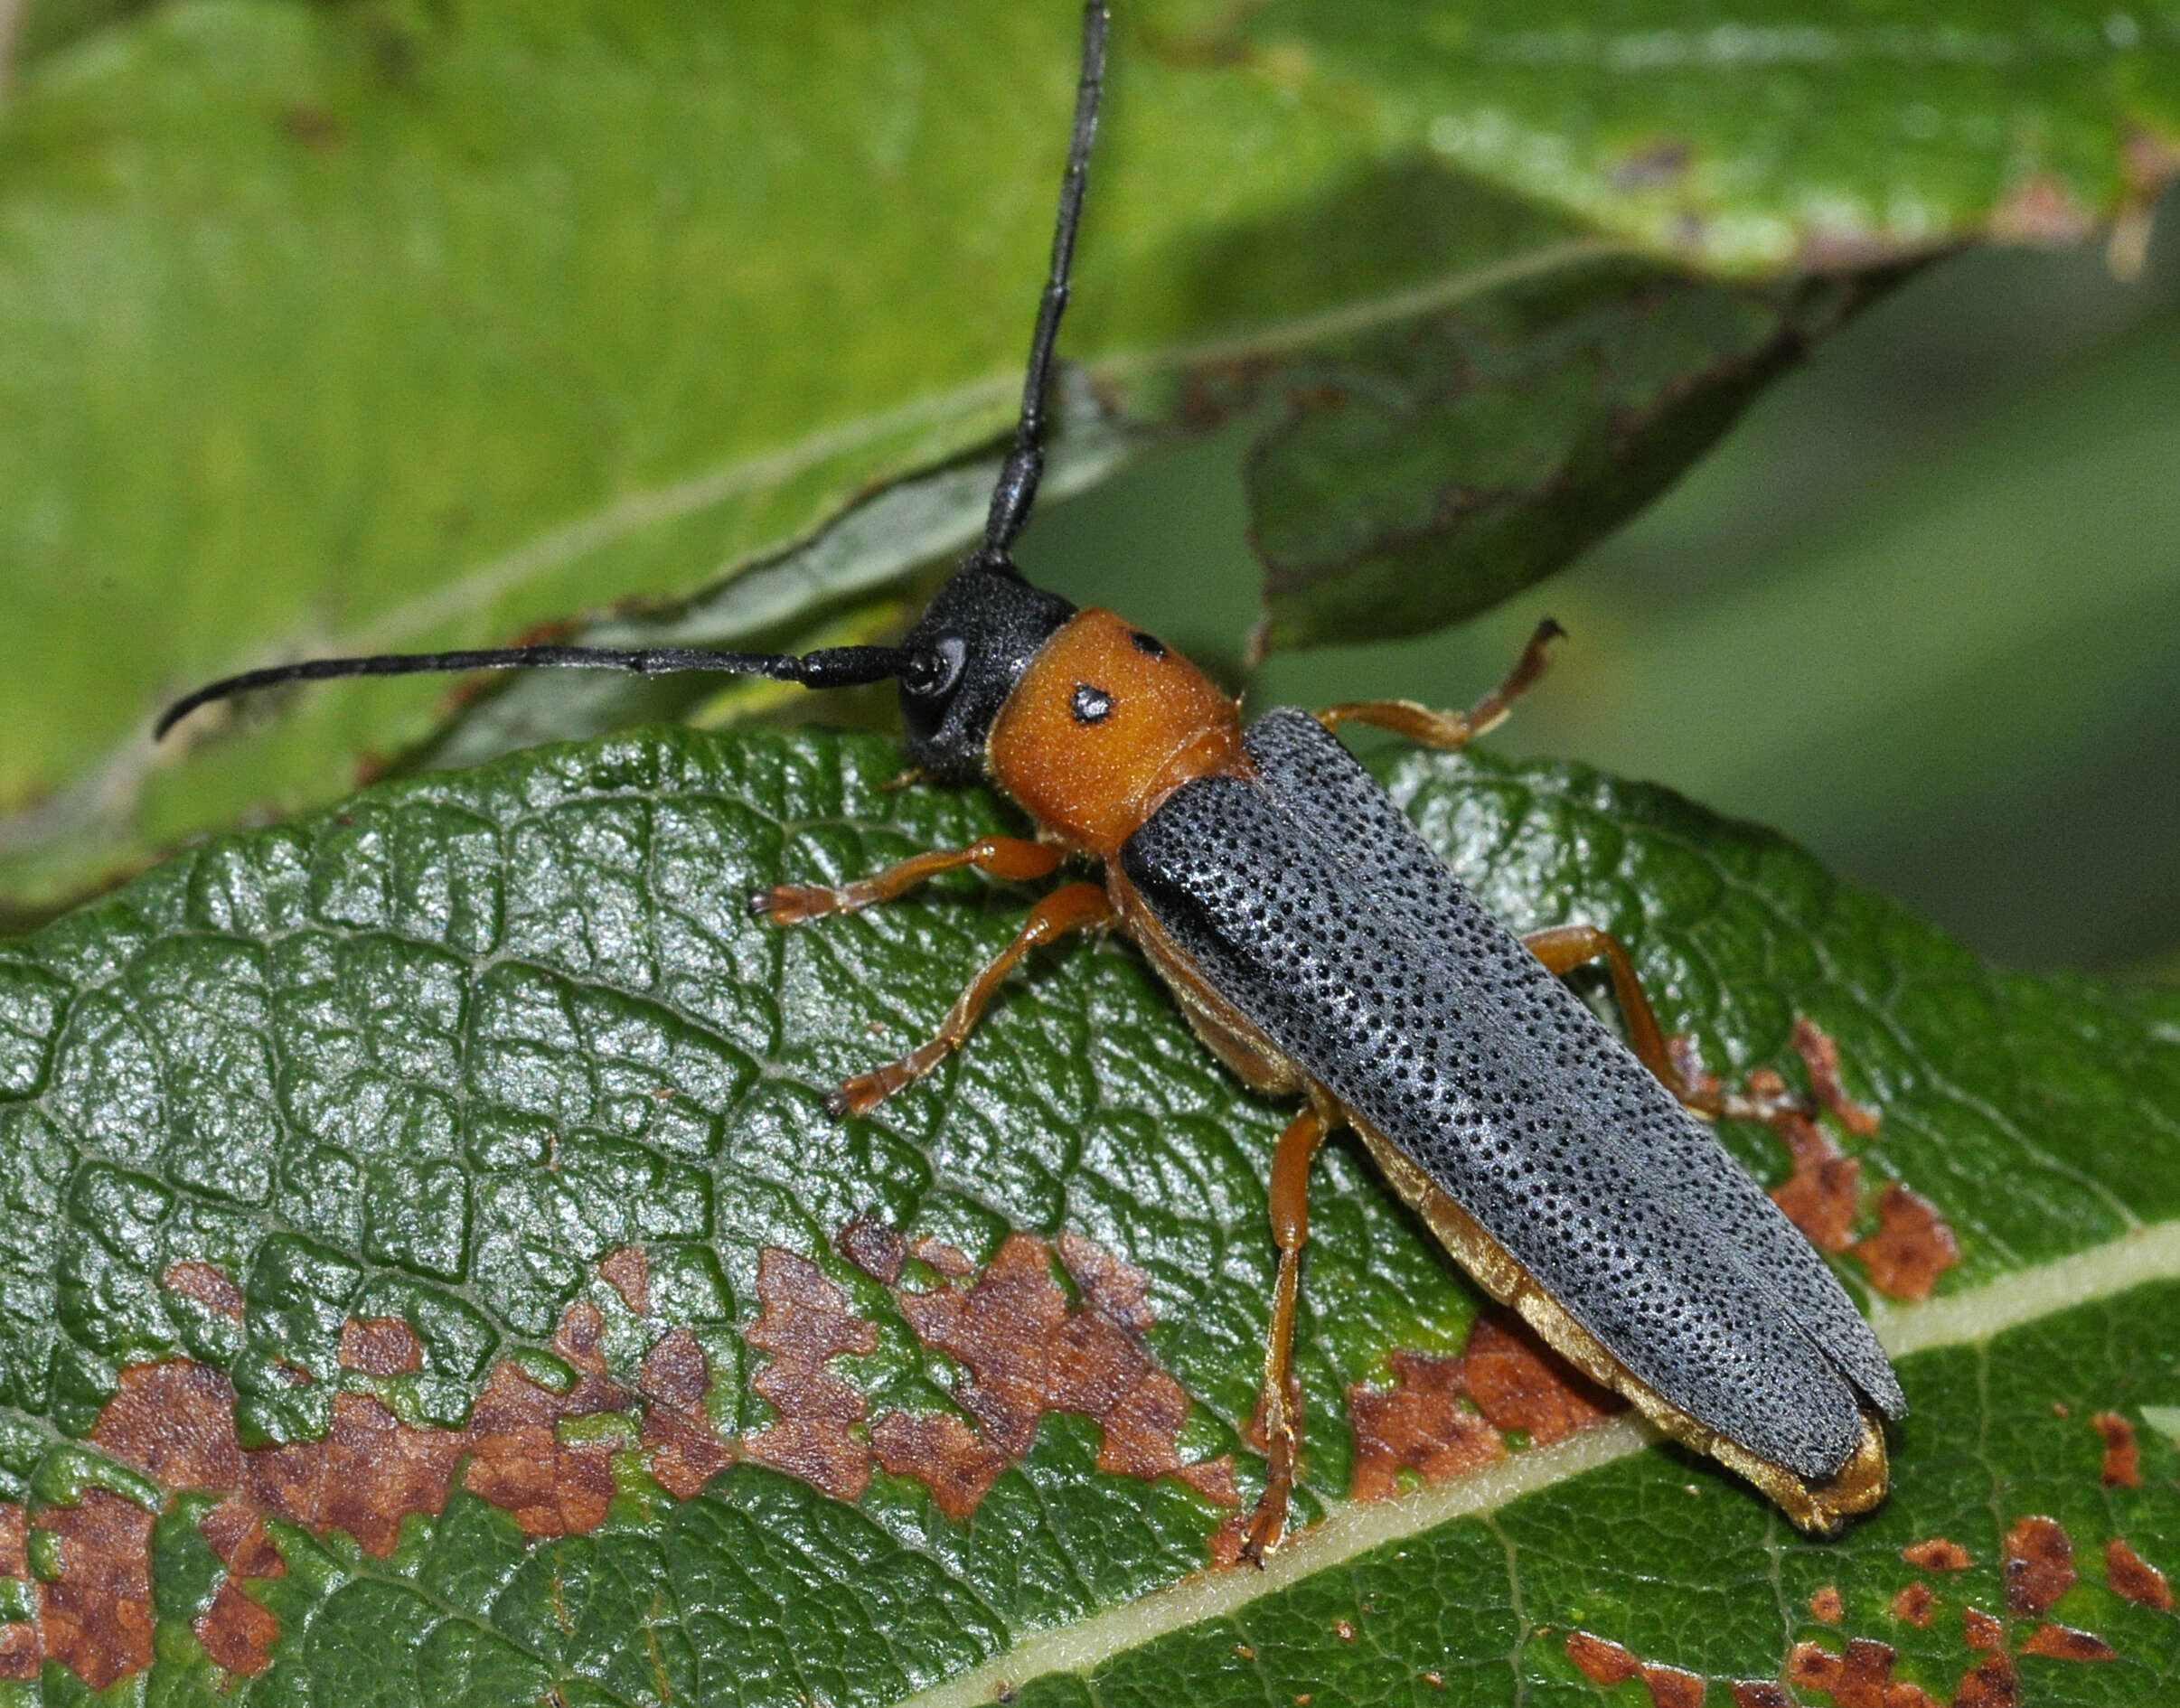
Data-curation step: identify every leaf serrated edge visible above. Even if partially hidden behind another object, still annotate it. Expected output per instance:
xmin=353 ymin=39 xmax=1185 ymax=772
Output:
xmin=897 ymin=1216 xmax=2180 ymax=1708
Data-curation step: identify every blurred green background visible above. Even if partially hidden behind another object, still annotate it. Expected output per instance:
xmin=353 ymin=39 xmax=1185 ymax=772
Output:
xmin=1023 ymin=195 xmax=2180 ymax=978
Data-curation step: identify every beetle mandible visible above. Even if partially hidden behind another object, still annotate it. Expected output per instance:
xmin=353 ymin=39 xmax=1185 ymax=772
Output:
xmin=158 ymin=1 xmax=1906 ymax=1557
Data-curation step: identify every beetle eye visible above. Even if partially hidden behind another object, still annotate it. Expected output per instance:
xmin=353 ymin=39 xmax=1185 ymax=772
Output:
xmin=904 ymin=636 xmax=968 ymax=699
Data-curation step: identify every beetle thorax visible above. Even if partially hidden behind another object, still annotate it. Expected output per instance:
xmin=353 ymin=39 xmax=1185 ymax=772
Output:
xmin=986 ymin=608 xmax=1247 ymax=859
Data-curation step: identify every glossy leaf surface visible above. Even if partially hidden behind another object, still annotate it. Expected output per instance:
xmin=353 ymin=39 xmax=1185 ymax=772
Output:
xmin=0 ymin=726 xmax=2171 ymax=1702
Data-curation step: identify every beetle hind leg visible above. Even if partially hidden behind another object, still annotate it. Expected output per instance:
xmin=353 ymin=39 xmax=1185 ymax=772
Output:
xmin=828 ymin=880 xmax=1114 ymax=1117
xmin=1518 ymin=924 xmax=1716 ymax=1112
xmin=1317 ymin=618 xmax=1564 ymax=751
xmin=1242 ymin=1103 xmax=1329 ymax=1564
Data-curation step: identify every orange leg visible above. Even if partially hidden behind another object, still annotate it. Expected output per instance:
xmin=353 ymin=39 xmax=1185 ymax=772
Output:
xmin=1242 ymin=1103 xmax=1329 ymax=1564
xmin=753 ymin=836 xmax=1064 ymax=925
xmin=830 ymin=881 xmax=1114 ymax=1117
xmin=1520 ymin=923 xmax=1724 ymax=1117
xmin=1318 ymin=618 xmax=1564 ymax=751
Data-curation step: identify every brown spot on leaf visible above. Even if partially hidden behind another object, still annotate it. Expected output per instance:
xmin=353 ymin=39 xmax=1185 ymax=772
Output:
xmin=1791 ymin=1020 xmax=1880 ymax=1135
xmin=1809 ymin=1585 xmax=1845 ymax=1622
xmin=872 ymin=1411 xmax=1006 ymax=1521
xmin=1767 ymin=1113 xmax=1862 ymax=1253
xmin=0 ymin=1622 xmax=35 ymax=1683
xmin=1892 ymin=1582 xmax=1936 ymax=1627
xmin=600 ymin=1246 xmax=649 ymax=1316
xmin=1904 ymin=1537 xmax=1972 ymax=1572
xmin=1333 ymin=1618 xmax=1356 ymax=1643
xmin=910 ymin=1235 xmax=975 ymax=1278
xmin=1853 ymin=1184 xmax=1959 ymax=1301
xmin=1564 ymin=1633 xmax=1705 ymax=1706
xmin=1348 ymin=1351 xmax=1502 ymax=1500
xmin=1461 ymin=1311 xmax=1621 ymax=1442
xmin=838 ymin=1218 xmax=907 ymax=1284
xmin=1566 ymin=1630 xmax=1640 ymax=1685
xmin=2105 ymin=1538 xmax=2172 ymax=1609
xmin=1057 ymin=1230 xmax=1155 ymax=1333
xmin=2003 ymin=1516 xmax=2075 ymax=1616
xmin=1730 ymin=1686 xmax=1790 ymax=1708
xmin=163 ymin=1262 xmax=247 ymax=1322
xmin=881 ymin=1234 xmax=1233 ymax=1508
xmin=1961 ymin=1607 xmax=2006 ymax=1652
xmin=55 ymin=1274 xmax=747 ymax=1690
xmin=195 ymin=1580 xmax=280 ymax=1676
xmin=1643 ymin=1665 xmax=1705 ymax=1708
xmin=0 ymin=1502 xmax=26 ymax=1577
xmin=199 ymin=1497 xmax=284 ymax=1579
xmin=1349 ymin=1309 xmax=1620 ymax=1500
xmin=636 ymin=1328 xmax=736 ymax=1500
xmin=1950 ymin=1652 xmax=2017 ymax=1708
xmin=2091 ymin=1412 xmax=2140 ymax=1487
xmin=35 ymin=1490 xmax=155 ymax=1690
xmin=1785 ymin=1637 xmax=1938 ymax=1708
xmin=2019 ymin=1623 xmax=2114 ymax=1662
xmin=338 ymin=1316 xmax=424 ymax=1376
xmin=741 ymin=1248 xmax=878 ymax=1503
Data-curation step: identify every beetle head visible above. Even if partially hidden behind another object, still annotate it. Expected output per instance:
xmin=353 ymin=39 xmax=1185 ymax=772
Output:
xmin=897 ymin=559 xmax=1076 ymax=782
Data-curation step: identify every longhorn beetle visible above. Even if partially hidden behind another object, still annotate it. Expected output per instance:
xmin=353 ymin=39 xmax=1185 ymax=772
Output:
xmin=159 ymin=2 xmax=1905 ymax=1554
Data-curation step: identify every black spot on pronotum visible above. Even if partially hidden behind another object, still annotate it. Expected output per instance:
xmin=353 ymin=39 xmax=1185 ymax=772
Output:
xmin=1129 ymin=630 xmax=1168 ymax=660
xmin=1071 ymin=683 xmax=1114 ymax=725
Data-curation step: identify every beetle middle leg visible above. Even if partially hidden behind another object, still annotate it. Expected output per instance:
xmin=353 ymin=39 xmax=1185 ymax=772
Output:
xmin=828 ymin=880 xmax=1114 ymax=1116
xmin=1317 ymin=617 xmax=1564 ymax=751
xmin=752 ymin=835 xmax=1064 ymax=924
xmin=1242 ymin=1102 xmax=1329 ymax=1564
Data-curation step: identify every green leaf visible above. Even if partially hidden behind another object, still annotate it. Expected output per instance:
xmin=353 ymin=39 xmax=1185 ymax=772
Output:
xmin=8 ymin=0 xmax=2166 ymax=908
xmin=1243 ymin=264 xmax=1883 ymax=651
xmin=1230 ymin=0 xmax=2180 ymax=274
xmin=0 ymin=723 xmax=2173 ymax=1702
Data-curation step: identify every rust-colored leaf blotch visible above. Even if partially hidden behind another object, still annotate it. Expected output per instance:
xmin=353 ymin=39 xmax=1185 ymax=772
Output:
xmin=2002 ymin=1516 xmax=2076 ymax=1617
xmin=2104 ymin=1538 xmax=2172 ymax=1609
xmin=1890 ymin=1581 xmax=1936 ymax=1628
xmin=2090 ymin=1412 xmax=2140 ymax=1487
xmin=1347 ymin=1351 xmax=1502 ymax=1501
xmin=337 ymin=1316 xmax=424 ymax=1376
xmin=1459 ymin=1312 xmax=1620 ymax=1443
xmin=1767 ymin=1112 xmax=1862 ymax=1254
xmin=740 ymin=1247 xmax=879 ymax=1504
xmin=1903 ymin=1536 xmax=1973 ymax=1572
xmin=2019 ymin=1623 xmax=2115 ymax=1662
xmin=1785 ymin=1637 xmax=1947 ymax=1708
xmin=1809 ymin=1585 xmax=1845 ymax=1623
xmin=35 ymin=1490 xmax=155 ymax=1691
xmin=876 ymin=1232 xmax=1234 ymax=1518
xmin=162 ymin=1262 xmax=247 ymax=1322
xmin=1852 ymin=1183 xmax=1959 ymax=1301
xmin=1563 ymin=1632 xmax=1705 ymax=1706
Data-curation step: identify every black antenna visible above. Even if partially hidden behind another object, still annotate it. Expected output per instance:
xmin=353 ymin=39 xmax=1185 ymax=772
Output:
xmin=155 ymin=643 xmax=907 ymax=740
xmin=972 ymin=0 xmax=1109 ymax=570
xmin=155 ymin=4 xmax=1109 ymax=739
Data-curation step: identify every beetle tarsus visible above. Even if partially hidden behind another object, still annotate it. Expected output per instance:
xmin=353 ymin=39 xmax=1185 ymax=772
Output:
xmin=756 ymin=884 xmax=841 ymax=925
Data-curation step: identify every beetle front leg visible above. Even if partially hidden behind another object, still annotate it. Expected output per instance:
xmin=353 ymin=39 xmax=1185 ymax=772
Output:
xmin=1242 ymin=1103 xmax=1329 ymax=1564
xmin=828 ymin=880 xmax=1114 ymax=1117
xmin=1317 ymin=618 xmax=1563 ymax=751
xmin=752 ymin=835 xmax=1064 ymax=924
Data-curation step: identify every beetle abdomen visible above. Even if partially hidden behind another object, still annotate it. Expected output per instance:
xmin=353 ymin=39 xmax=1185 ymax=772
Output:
xmin=1121 ymin=709 xmax=1905 ymax=1502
